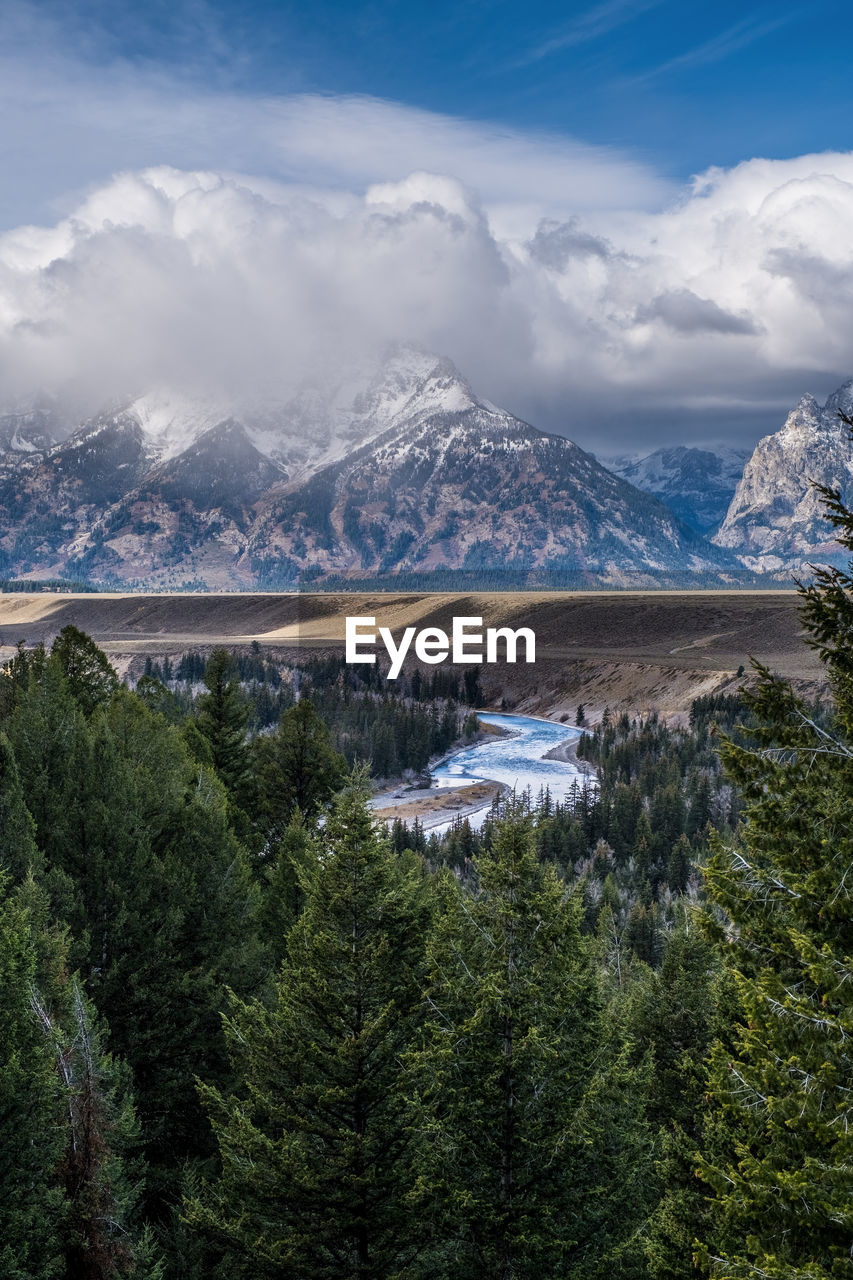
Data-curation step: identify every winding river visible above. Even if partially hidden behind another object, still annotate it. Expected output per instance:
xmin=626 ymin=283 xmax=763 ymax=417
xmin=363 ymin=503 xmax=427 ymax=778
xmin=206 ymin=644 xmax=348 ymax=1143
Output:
xmin=428 ymin=712 xmax=589 ymax=833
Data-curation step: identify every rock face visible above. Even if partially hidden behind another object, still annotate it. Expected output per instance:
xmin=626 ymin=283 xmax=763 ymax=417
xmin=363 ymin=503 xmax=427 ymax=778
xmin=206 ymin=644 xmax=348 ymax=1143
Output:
xmin=713 ymin=382 xmax=853 ymax=572
xmin=246 ymin=359 xmax=727 ymax=585
xmin=0 ymin=349 xmax=737 ymax=587
xmin=612 ymin=445 xmax=749 ymax=534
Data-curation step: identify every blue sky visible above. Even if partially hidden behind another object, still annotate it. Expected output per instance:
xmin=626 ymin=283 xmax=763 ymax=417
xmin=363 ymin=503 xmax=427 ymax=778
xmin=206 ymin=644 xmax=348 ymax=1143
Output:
xmin=2 ymin=0 xmax=853 ymax=449
xmin=18 ymin=0 xmax=849 ymax=181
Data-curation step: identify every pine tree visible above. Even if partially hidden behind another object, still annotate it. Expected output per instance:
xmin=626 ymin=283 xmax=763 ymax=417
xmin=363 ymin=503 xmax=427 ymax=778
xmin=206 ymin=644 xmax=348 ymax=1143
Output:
xmin=0 ymin=730 xmax=42 ymax=881
xmin=253 ymin=697 xmax=347 ymax=835
xmin=696 ymin=472 xmax=853 ymax=1279
xmin=188 ymin=771 xmax=429 ymax=1278
xmin=7 ymin=675 xmax=265 ymax=1225
xmin=195 ymin=648 xmax=253 ymax=812
xmin=0 ymin=872 xmax=65 ymax=1280
xmin=259 ymin=815 xmax=317 ymax=969
xmin=409 ymin=800 xmax=649 ymax=1279
xmin=50 ymin=624 xmax=119 ymax=717
xmin=627 ymin=921 xmax=717 ymax=1280
xmin=19 ymin=875 xmax=165 ymax=1280
xmin=31 ymin=975 xmax=164 ymax=1280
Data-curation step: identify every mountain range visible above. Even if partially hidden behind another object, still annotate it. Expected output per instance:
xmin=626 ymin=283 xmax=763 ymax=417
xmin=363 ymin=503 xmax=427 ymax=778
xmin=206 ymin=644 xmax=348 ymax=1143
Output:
xmin=0 ymin=352 xmax=850 ymax=589
xmin=609 ymin=445 xmax=750 ymax=535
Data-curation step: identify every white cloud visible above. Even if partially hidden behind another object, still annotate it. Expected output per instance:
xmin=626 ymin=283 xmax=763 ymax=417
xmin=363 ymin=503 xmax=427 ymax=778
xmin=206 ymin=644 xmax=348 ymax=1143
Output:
xmin=2 ymin=154 xmax=853 ymax=449
xmin=0 ymin=7 xmax=669 ymax=234
xmin=1 ymin=0 xmax=853 ymax=449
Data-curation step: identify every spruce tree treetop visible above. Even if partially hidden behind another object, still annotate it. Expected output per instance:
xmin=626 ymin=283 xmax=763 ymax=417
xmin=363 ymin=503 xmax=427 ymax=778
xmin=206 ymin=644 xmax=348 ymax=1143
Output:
xmin=410 ymin=800 xmax=650 ymax=1280
xmin=189 ymin=768 xmax=429 ymax=1279
xmin=698 ymin=460 xmax=853 ymax=1280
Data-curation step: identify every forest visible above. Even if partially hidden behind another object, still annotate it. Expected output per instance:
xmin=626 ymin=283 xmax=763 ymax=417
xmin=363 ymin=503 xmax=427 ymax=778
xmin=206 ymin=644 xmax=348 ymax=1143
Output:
xmin=2 ymin=489 xmax=853 ymax=1279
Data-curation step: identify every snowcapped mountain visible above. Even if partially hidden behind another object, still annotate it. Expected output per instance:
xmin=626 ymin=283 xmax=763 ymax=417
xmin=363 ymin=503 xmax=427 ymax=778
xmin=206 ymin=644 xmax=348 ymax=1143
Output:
xmin=0 ymin=349 xmax=739 ymax=588
xmin=244 ymin=359 xmax=732 ymax=585
xmin=610 ymin=445 xmax=749 ymax=534
xmin=713 ymin=381 xmax=853 ymax=572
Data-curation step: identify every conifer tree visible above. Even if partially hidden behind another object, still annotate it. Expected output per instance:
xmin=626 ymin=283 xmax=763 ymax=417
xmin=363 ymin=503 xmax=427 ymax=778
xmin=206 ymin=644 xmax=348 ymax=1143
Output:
xmin=6 ymin=671 xmax=265 ymax=1223
xmin=0 ymin=872 xmax=65 ymax=1280
xmin=195 ymin=648 xmax=253 ymax=815
xmin=189 ymin=771 xmax=429 ymax=1278
xmin=51 ymin=624 xmax=120 ymax=717
xmin=18 ymin=875 xmax=165 ymax=1280
xmin=31 ymin=976 xmax=164 ymax=1280
xmin=697 ymin=469 xmax=853 ymax=1279
xmin=409 ymin=800 xmax=649 ymax=1280
xmin=0 ymin=730 xmax=42 ymax=881
xmin=253 ymin=697 xmax=347 ymax=836
xmin=259 ymin=815 xmax=317 ymax=968
xmin=628 ymin=922 xmax=717 ymax=1280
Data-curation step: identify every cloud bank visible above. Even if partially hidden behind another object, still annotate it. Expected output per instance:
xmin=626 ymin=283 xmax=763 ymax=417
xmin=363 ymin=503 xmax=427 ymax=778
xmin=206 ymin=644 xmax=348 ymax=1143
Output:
xmin=3 ymin=152 xmax=853 ymax=450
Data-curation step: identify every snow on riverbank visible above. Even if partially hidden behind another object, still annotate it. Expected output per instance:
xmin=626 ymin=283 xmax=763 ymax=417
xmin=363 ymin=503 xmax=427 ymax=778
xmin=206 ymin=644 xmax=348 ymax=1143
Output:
xmin=372 ymin=712 xmax=591 ymax=836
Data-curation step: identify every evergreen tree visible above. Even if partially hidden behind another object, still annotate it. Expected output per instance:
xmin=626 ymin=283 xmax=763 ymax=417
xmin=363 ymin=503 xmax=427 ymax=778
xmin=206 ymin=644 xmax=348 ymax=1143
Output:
xmin=253 ymin=697 xmax=347 ymax=835
xmin=628 ymin=922 xmax=717 ymax=1280
xmin=0 ymin=730 xmax=42 ymax=881
xmin=189 ymin=771 xmax=429 ymax=1278
xmin=697 ymin=474 xmax=853 ymax=1279
xmin=31 ymin=975 xmax=164 ymax=1280
xmin=7 ymin=674 xmax=265 ymax=1226
xmin=409 ymin=800 xmax=649 ymax=1279
xmin=51 ymin=624 xmax=119 ymax=717
xmin=0 ymin=873 xmax=65 ymax=1280
xmin=195 ymin=648 xmax=253 ymax=811
xmin=259 ymin=815 xmax=317 ymax=969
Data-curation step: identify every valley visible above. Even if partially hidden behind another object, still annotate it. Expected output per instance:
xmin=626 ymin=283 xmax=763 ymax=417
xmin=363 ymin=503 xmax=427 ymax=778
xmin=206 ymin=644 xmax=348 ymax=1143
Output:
xmin=0 ymin=588 xmax=823 ymax=722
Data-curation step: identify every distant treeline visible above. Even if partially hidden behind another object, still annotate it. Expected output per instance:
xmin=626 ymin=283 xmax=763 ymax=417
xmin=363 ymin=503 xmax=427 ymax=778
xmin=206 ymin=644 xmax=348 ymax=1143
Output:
xmin=142 ymin=647 xmax=483 ymax=777
xmin=0 ymin=578 xmax=98 ymax=593
xmin=288 ymin=567 xmax=779 ymax=592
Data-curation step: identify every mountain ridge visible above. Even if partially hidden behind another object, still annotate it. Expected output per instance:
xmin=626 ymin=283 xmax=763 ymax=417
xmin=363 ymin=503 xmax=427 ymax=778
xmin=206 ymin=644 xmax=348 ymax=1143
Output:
xmin=0 ymin=349 xmax=744 ymax=588
xmin=713 ymin=381 xmax=853 ymax=572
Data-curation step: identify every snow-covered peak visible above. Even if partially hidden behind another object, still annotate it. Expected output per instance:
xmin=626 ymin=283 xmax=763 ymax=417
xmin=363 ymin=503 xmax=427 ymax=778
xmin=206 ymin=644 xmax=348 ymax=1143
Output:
xmin=822 ymin=379 xmax=853 ymax=424
xmin=607 ymin=443 xmax=750 ymax=534
xmin=714 ymin=376 xmax=853 ymax=569
xmin=350 ymin=348 xmax=477 ymax=425
xmin=128 ymin=389 xmax=235 ymax=461
xmin=778 ymin=393 xmax=823 ymax=444
xmin=23 ymin=346 xmax=486 ymax=483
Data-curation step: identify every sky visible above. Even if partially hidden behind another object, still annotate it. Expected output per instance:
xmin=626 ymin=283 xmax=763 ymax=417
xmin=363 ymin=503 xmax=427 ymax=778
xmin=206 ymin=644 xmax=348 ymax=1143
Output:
xmin=2 ymin=0 xmax=853 ymax=451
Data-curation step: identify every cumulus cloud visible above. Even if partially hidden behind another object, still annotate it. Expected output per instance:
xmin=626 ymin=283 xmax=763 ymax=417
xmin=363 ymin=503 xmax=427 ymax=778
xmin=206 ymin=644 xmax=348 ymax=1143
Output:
xmin=3 ymin=153 xmax=853 ymax=450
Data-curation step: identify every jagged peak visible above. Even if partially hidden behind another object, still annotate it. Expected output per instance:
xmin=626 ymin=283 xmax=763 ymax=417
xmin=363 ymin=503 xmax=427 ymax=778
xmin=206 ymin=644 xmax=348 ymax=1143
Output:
xmin=823 ymin=378 xmax=853 ymax=422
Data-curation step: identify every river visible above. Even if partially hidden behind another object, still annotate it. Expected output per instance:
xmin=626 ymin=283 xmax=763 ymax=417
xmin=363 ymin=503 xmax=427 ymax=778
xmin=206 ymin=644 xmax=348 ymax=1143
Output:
xmin=427 ymin=712 xmax=589 ymax=834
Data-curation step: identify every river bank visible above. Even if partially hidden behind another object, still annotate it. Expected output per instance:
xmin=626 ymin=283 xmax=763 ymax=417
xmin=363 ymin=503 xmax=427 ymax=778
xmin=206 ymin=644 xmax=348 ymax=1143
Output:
xmin=371 ymin=711 xmax=589 ymax=833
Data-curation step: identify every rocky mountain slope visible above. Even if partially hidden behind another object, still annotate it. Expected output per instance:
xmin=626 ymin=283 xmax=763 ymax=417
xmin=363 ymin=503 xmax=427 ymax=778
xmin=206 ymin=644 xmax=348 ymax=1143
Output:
xmin=611 ymin=445 xmax=749 ymax=534
xmin=0 ymin=350 xmax=739 ymax=588
xmin=713 ymin=381 xmax=853 ymax=572
xmin=246 ymin=361 xmax=730 ymax=585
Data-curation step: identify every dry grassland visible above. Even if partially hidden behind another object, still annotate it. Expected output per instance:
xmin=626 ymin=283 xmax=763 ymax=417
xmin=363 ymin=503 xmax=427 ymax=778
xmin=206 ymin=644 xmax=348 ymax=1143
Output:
xmin=0 ymin=590 xmax=823 ymax=721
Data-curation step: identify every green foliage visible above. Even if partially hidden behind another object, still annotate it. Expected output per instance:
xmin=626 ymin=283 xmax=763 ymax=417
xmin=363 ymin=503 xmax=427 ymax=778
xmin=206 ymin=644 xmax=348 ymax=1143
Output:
xmin=0 ymin=874 xmax=65 ymax=1280
xmin=409 ymin=801 xmax=650 ymax=1279
xmin=0 ymin=730 xmax=42 ymax=881
xmin=189 ymin=771 xmax=429 ymax=1278
xmin=50 ymin=623 xmax=120 ymax=716
xmin=697 ymin=473 xmax=853 ymax=1279
xmin=253 ymin=697 xmax=347 ymax=834
xmin=195 ymin=648 xmax=254 ymax=810
xmin=3 ymin=651 xmax=266 ymax=1228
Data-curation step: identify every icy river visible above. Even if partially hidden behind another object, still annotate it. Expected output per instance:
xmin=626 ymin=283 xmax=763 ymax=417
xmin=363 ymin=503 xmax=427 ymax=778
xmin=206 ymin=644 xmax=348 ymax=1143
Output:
xmin=428 ymin=712 xmax=589 ymax=833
